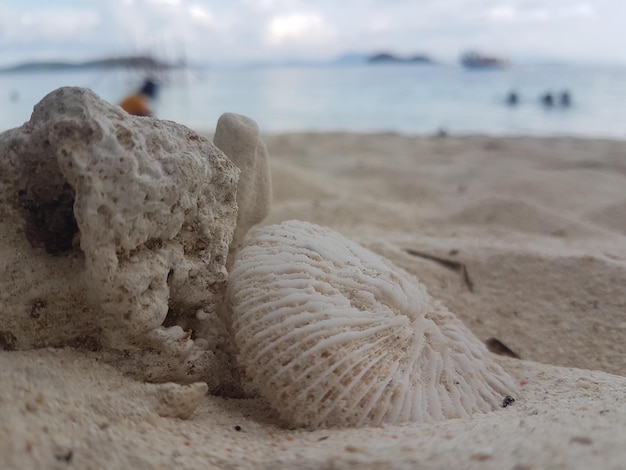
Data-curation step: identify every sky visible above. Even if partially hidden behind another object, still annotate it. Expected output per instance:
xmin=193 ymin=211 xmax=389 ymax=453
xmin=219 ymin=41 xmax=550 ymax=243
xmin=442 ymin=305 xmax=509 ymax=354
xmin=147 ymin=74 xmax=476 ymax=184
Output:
xmin=0 ymin=0 xmax=624 ymax=67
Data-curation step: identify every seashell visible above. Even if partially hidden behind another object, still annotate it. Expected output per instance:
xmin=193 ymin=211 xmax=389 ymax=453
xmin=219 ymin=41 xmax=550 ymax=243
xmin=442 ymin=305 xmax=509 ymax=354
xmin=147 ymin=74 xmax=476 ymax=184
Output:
xmin=227 ymin=220 xmax=518 ymax=429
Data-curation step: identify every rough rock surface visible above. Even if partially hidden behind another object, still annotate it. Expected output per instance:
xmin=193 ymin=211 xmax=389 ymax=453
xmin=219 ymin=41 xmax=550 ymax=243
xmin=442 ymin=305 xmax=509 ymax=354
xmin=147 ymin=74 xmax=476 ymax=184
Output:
xmin=147 ymin=382 xmax=209 ymax=419
xmin=0 ymin=87 xmax=240 ymax=390
xmin=213 ymin=113 xmax=271 ymax=267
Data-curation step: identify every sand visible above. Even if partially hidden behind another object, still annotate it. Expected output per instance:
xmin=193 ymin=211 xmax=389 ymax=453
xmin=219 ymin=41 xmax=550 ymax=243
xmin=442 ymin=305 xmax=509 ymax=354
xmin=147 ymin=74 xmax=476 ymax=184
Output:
xmin=2 ymin=133 xmax=626 ymax=469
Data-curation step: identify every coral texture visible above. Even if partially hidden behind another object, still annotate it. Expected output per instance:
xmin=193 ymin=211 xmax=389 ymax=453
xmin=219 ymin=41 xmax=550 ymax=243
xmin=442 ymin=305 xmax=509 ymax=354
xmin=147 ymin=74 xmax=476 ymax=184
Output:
xmin=213 ymin=113 xmax=271 ymax=267
xmin=0 ymin=87 xmax=240 ymax=388
xmin=148 ymin=382 xmax=209 ymax=419
xmin=227 ymin=220 xmax=518 ymax=428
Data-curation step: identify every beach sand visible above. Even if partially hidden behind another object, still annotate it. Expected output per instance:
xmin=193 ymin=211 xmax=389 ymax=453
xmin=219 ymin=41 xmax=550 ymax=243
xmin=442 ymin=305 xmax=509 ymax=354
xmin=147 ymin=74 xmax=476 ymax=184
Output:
xmin=2 ymin=133 xmax=626 ymax=469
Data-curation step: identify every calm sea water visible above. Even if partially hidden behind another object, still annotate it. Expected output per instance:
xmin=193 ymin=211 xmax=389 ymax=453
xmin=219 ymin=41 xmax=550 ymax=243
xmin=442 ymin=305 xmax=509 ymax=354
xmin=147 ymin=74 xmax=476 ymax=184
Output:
xmin=1 ymin=64 xmax=625 ymax=138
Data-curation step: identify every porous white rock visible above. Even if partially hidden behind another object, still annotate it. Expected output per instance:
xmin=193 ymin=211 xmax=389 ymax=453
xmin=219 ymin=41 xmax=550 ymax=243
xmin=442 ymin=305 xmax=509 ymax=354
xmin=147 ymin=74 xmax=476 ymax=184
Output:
xmin=148 ymin=382 xmax=208 ymax=419
xmin=227 ymin=220 xmax=518 ymax=429
xmin=0 ymin=87 xmax=240 ymax=389
xmin=213 ymin=113 xmax=271 ymax=267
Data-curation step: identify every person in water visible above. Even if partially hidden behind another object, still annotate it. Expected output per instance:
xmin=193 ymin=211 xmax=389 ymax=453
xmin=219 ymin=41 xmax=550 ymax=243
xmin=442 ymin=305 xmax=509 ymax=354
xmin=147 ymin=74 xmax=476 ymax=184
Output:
xmin=541 ymin=92 xmax=554 ymax=107
xmin=119 ymin=79 xmax=158 ymax=117
xmin=505 ymin=90 xmax=519 ymax=106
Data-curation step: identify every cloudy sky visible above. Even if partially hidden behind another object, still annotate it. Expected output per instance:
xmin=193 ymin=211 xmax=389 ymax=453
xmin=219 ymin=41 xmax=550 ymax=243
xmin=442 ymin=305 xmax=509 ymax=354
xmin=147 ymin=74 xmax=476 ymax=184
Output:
xmin=0 ymin=0 xmax=623 ymax=67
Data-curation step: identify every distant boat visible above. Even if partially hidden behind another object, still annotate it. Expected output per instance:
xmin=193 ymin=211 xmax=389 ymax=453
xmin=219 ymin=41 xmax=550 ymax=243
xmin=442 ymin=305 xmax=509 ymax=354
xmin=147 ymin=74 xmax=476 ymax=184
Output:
xmin=460 ymin=51 xmax=508 ymax=69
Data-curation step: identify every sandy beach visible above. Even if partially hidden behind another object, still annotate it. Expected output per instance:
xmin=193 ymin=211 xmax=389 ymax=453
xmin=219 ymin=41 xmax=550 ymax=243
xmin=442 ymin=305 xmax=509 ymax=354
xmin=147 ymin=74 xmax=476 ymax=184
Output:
xmin=2 ymin=132 xmax=626 ymax=469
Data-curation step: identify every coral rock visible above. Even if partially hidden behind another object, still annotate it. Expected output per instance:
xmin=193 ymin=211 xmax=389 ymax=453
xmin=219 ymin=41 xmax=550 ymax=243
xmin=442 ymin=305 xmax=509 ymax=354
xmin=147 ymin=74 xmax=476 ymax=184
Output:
xmin=148 ymin=382 xmax=208 ymax=419
xmin=227 ymin=220 xmax=518 ymax=428
xmin=0 ymin=87 xmax=239 ymax=389
xmin=213 ymin=113 xmax=271 ymax=266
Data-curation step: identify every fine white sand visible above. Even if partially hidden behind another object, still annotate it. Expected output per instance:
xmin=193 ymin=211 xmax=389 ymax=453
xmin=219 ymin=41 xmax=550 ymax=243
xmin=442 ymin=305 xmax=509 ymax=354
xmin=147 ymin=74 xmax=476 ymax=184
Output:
xmin=2 ymin=133 xmax=626 ymax=469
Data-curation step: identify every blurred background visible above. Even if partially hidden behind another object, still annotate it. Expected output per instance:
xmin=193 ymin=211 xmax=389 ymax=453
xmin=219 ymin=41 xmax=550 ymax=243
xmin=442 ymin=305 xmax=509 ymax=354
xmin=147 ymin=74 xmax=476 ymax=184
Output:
xmin=1 ymin=0 xmax=625 ymax=137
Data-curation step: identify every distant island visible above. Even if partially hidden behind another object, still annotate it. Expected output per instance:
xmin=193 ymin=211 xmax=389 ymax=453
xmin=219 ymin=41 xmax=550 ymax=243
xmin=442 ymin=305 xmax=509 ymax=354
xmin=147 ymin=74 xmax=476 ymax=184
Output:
xmin=334 ymin=52 xmax=436 ymax=65
xmin=367 ymin=52 xmax=435 ymax=65
xmin=0 ymin=55 xmax=179 ymax=74
xmin=2 ymin=51 xmax=444 ymax=73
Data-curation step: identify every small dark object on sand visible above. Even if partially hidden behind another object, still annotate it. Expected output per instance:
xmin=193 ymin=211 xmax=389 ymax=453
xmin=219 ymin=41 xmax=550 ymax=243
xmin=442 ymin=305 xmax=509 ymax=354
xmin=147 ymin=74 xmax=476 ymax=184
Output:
xmin=502 ymin=396 xmax=515 ymax=408
xmin=486 ymin=337 xmax=520 ymax=359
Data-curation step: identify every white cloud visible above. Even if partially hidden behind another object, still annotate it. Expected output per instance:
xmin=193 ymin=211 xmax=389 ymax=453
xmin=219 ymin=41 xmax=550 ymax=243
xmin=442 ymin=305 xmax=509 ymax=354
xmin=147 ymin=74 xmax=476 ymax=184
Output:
xmin=267 ymin=13 xmax=335 ymax=46
xmin=244 ymin=0 xmax=303 ymax=13
xmin=561 ymin=4 xmax=596 ymax=18
xmin=486 ymin=2 xmax=596 ymax=24
xmin=147 ymin=0 xmax=181 ymax=6
xmin=0 ymin=0 xmax=624 ymax=66
xmin=188 ymin=5 xmax=213 ymax=25
xmin=4 ymin=8 xmax=100 ymax=41
xmin=368 ymin=18 xmax=392 ymax=34
xmin=487 ymin=5 xmax=551 ymax=23
xmin=487 ymin=5 xmax=516 ymax=21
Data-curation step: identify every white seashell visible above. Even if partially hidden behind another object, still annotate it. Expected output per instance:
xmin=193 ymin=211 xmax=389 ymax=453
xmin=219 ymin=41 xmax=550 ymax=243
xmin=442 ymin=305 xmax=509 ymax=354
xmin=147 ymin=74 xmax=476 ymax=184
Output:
xmin=227 ymin=220 xmax=518 ymax=429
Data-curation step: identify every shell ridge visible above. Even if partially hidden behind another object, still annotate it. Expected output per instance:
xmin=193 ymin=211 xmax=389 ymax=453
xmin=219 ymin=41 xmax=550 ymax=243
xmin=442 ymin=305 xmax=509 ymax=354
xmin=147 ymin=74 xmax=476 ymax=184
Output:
xmin=291 ymin=319 xmax=405 ymax=359
xmin=293 ymin=334 xmax=391 ymax=407
xmin=313 ymin=351 xmax=390 ymax=427
xmin=245 ymin=315 xmax=392 ymax=373
xmin=356 ymin=358 xmax=402 ymax=426
xmin=263 ymin=318 xmax=403 ymax=382
xmin=384 ymin=364 xmax=414 ymax=423
xmin=354 ymin=352 xmax=402 ymax=426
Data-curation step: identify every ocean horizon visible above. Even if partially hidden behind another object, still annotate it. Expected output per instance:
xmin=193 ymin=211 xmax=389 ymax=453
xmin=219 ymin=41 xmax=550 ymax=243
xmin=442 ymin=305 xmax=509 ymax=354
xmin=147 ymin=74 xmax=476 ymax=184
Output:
xmin=1 ymin=63 xmax=625 ymax=139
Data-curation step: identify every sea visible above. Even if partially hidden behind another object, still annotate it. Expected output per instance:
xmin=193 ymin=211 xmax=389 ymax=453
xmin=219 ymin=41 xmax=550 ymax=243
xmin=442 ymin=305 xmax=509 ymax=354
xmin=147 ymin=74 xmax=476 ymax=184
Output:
xmin=1 ymin=63 xmax=625 ymax=139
